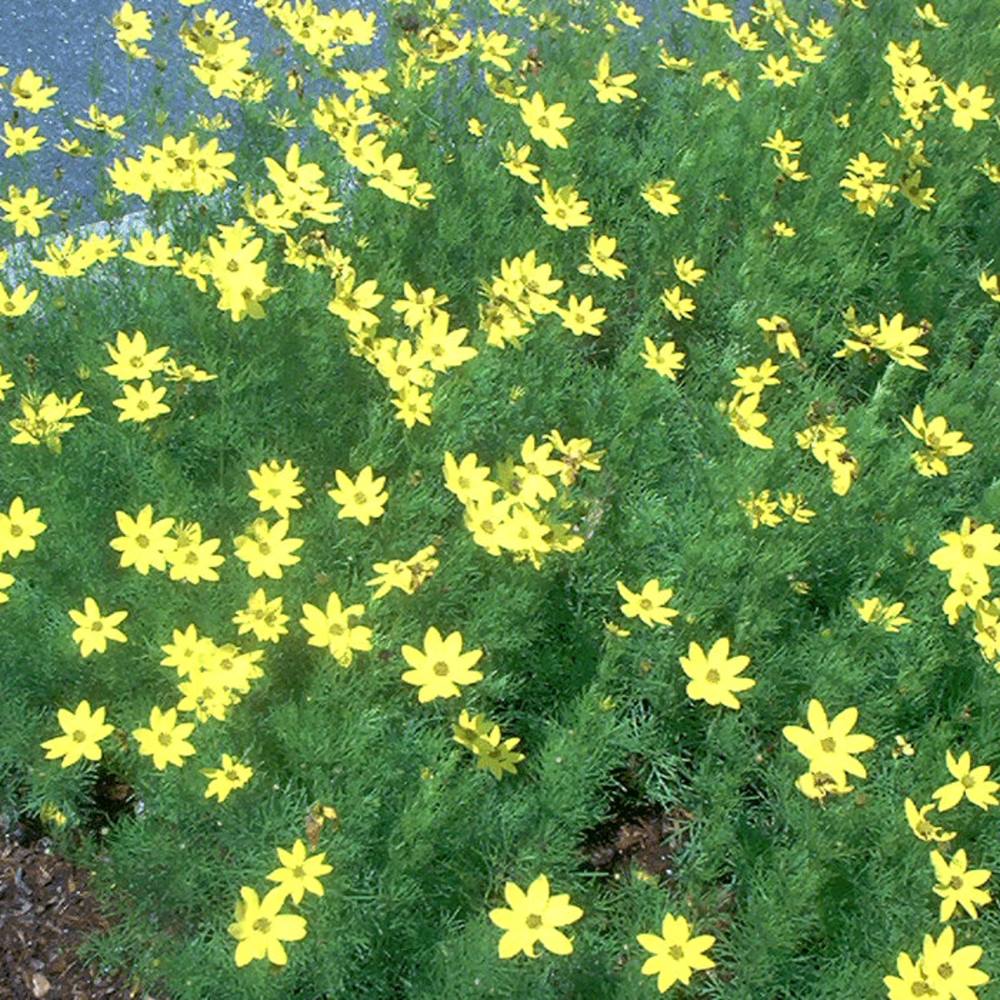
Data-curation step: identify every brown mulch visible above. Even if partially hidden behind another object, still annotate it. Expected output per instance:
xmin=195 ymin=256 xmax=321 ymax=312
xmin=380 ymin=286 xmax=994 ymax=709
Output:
xmin=584 ymin=805 xmax=695 ymax=878
xmin=0 ymin=833 xmax=146 ymax=1000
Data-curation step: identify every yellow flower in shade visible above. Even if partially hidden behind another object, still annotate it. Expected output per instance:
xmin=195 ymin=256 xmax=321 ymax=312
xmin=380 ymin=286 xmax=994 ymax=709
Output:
xmin=679 ymin=638 xmax=755 ymax=710
xmin=132 ymin=706 xmax=196 ymax=771
xmin=489 ymin=874 xmax=583 ymax=959
xmin=933 ymin=750 xmax=1000 ymax=812
xmin=979 ymin=272 xmax=1000 ymax=303
xmin=68 ymin=597 xmax=128 ymax=657
xmin=202 ymin=754 xmax=253 ymax=803
xmin=327 ymin=466 xmax=388 ymax=526
xmin=930 ymin=849 xmax=992 ymax=921
xmin=778 ymin=492 xmax=815 ymax=524
xmin=782 ymin=699 xmax=875 ymax=784
xmin=233 ymin=518 xmax=303 ymax=579
xmin=853 ymin=597 xmax=912 ymax=633
xmin=400 ymin=626 xmax=484 ymax=703
xmin=41 ymin=700 xmax=115 ymax=768
xmin=641 ymin=338 xmax=686 ymax=380
xmin=772 ymin=220 xmax=796 ymax=237
xmin=617 ymin=579 xmax=679 ymax=628
xmin=637 ymin=914 xmax=715 ymax=992
xmin=904 ymin=798 xmax=957 ymax=843
xmin=739 ymin=489 xmax=782 ymax=529
xmin=109 ymin=505 xmax=175 ymax=575
xmin=942 ymin=81 xmax=994 ymax=131
xmin=228 ymin=886 xmax=307 ymax=968
xmin=921 ymin=926 xmax=990 ymax=998
xmin=266 ymin=839 xmax=334 ymax=904
xmin=673 ymin=256 xmax=706 ymax=287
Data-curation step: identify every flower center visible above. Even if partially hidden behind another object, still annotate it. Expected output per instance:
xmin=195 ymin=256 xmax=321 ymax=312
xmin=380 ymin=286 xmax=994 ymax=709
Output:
xmin=820 ymin=737 xmax=836 ymax=753
xmin=525 ymin=913 xmax=542 ymax=929
xmin=432 ymin=661 xmax=449 ymax=676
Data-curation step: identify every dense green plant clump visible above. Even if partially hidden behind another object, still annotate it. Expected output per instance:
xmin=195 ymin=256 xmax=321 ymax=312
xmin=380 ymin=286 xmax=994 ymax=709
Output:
xmin=1 ymin=0 xmax=1000 ymax=996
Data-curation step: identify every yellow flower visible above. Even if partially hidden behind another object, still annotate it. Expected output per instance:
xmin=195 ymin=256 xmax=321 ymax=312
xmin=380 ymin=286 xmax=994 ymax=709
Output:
xmin=617 ymin=579 xmax=679 ymax=628
xmin=202 ymin=755 xmax=253 ymax=803
xmin=327 ymin=466 xmax=388 ymax=526
xmin=641 ymin=338 xmax=686 ymax=380
xmin=41 ymin=701 xmax=115 ymax=768
xmin=489 ymin=874 xmax=583 ymax=959
xmin=679 ymin=638 xmax=755 ymax=710
xmin=132 ymin=706 xmax=196 ymax=771
xmin=400 ymin=626 xmax=484 ymax=702
xmin=933 ymin=749 xmax=1000 ymax=812
xmin=904 ymin=798 xmax=957 ymax=843
xmin=930 ymin=849 xmax=992 ymax=921
xmin=228 ymin=886 xmax=307 ymax=968
xmin=642 ymin=178 xmax=681 ymax=216
xmin=68 ymin=597 xmax=128 ymax=657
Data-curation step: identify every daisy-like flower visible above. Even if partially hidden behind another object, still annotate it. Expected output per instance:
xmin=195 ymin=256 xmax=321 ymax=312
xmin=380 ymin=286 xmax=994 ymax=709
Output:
xmin=400 ymin=626 xmax=484 ymax=703
xmin=113 ymin=379 xmax=170 ymax=423
xmin=132 ymin=706 xmax=196 ymax=770
xmin=102 ymin=330 xmax=170 ymax=381
xmin=641 ymin=338 xmax=686 ymax=380
xmin=930 ymin=849 xmax=992 ymax=921
xmin=673 ymin=256 xmax=706 ymax=286
xmin=679 ymin=637 xmax=756 ymax=710
xmin=488 ymin=874 xmax=583 ymax=959
xmin=68 ymin=597 xmax=128 ymax=657
xmin=933 ymin=750 xmax=1000 ymax=812
xmin=617 ymin=578 xmax=679 ymax=628
xmin=266 ymin=839 xmax=334 ymax=904
xmin=942 ymin=81 xmax=994 ymax=131
xmin=327 ymin=466 xmax=388 ymax=526
xmin=905 ymin=798 xmax=957 ymax=843
xmin=637 ymin=913 xmax=716 ymax=993
xmin=782 ymin=699 xmax=876 ymax=785
xmin=202 ymin=755 xmax=253 ymax=803
xmin=660 ymin=285 xmax=695 ymax=321
xmin=109 ymin=504 xmax=175 ymax=575
xmin=40 ymin=700 xmax=115 ymax=768
xmin=921 ymin=925 xmax=990 ymax=997
xmin=228 ymin=886 xmax=307 ymax=968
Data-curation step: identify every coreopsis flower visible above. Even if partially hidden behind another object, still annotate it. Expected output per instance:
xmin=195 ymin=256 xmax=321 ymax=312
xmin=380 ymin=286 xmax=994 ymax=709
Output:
xmin=202 ymin=755 xmax=253 ymax=803
xmin=901 ymin=405 xmax=972 ymax=477
xmin=166 ymin=521 xmax=225 ymax=584
xmin=637 ymin=914 xmax=716 ymax=992
xmin=884 ymin=949 xmax=937 ymax=998
xmin=758 ymin=53 xmax=804 ymax=87
xmin=933 ymin=750 xmax=1000 ymax=812
xmin=579 ymin=234 xmax=627 ymax=280
xmin=233 ymin=589 xmax=289 ymax=643
xmin=454 ymin=710 xmax=525 ymax=779
xmin=267 ymin=839 xmax=333 ymax=904
xmin=535 ymin=179 xmax=592 ymax=231
xmin=489 ymin=874 xmax=583 ymax=958
xmin=327 ymin=271 xmax=383 ymax=332
xmin=102 ymin=330 xmax=170 ymax=381
xmin=1 ymin=122 xmax=47 ymax=157
xmin=930 ymin=849 xmax=992 ymax=921
xmin=732 ymin=358 xmax=780 ymax=397
xmin=779 ymin=492 xmax=815 ymax=524
xmin=840 ymin=153 xmax=898 ymax=216
xmin=921 ymin=926 xmax=990 ymax=998
xmin=673 ymin=256 xmax=706 ymax=287
xmin=518 ymin=92 xmax=574 ymax=149
xmin=772 ymin=220 xmax=796 ymax=237
xmin=327 ymin=466 xmax=388 ymax=526
xmin=853 ymin=597 xmax=911 ymax=632
xmin=113 ymin=380 xmax=170 ymax=423
xmin=299 ymin=591 xmax=372 ymax=667
xmin=915 ymin=2 xmax=948 ymax=26
xmin=391 ymin=283 xmax=449 ymax=330
xmin=248 ymin=459 xmax=304 ymax=519
xmin=641 ymin=338 xmax=686 ymax=380
xmin=557 ymin=294 xmax=606 ymax=337
xmin=367 ymin=545 xmax=439 ymax=600
xmin=782 ymin=699 xmax=876 ymax=785
xmin=904 ymin=799 xmax=957 ymax=843
xmin=9 ymin=68 xmax=59 ymax=112
xmin=929 ymin=517 xmax=1000 ymax=590
xmin=873 ymin=312 xmax=929 ymax=370
xmin=642 ymin=178 xmax=681 ymax=216
xmin=443 ymin=451 xmax=497 ymax=506
xmin=393 ymin=384 xmax=433 ymax=428
xmin=795 ymin=768 xmax=855 ymax=801
xmin=617 ymin=579 xmax=678 ymax=628
xmin=979 ymin=272 xmax=1000 ymax=303
xmin=0 ymin=281 xmax=39 ymax=317
xmin=942 ymin=81 xmax=994 ymax=131
xmin=500 ymin=141 xmax=540 ymax=185
xmin=702 ymin=69 xmax=742 ymax=101
xmin=589 ymin=52 xmax=638 ymax=103
xmin=0 ymin=186 xmax=54 ymax=238
xmin=658 ymin=47 xmax=694 ymax=72
xmin=739 ymin=490 xmax=782 ymax=528
xmin=68 ymin=598 xmax=128 ymax=657
xmin=233 ymin=518 xmax=303 ymax=579
xmin=756 ymin=314 xmax=800 ymax=359
xmin=661 ymin=285 xmax=695 ymax=321
xmin=41 ymin=701 xmax=115 ymax=768
xmin=109 ymin=505 xmax=175 ymax=574
xmin=123 ymin=230 xmax=179 ymax=268
xmin=679 ymin=638 xmax=756 ymax=710
xmin=0 ymin=497 xmax=47 ymax=559
xmin=228 ymin=886 xmax=307 ymax=967
xmin=132 ymin=706 xmax=196 ymax=770
xmin=400 ymin=626 xmax=484 ymax=703
xmin=727 ymin=394 xmax=774 ymax=450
